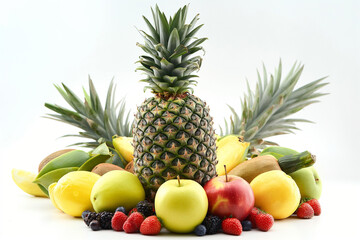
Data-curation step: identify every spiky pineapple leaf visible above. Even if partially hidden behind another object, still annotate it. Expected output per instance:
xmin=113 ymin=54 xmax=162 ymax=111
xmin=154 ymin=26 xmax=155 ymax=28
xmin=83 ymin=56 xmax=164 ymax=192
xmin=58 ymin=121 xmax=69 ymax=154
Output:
xmin=44 ymin=78 xmax=133 ymax=150
xmin=221 ymin=61 xmax=328 ymax=153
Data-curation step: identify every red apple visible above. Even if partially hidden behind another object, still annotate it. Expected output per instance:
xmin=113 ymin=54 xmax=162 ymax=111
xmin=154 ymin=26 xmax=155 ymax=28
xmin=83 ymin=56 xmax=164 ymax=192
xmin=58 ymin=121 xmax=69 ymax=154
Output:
xmin=204 ymin=174 xmax=254 ymax=220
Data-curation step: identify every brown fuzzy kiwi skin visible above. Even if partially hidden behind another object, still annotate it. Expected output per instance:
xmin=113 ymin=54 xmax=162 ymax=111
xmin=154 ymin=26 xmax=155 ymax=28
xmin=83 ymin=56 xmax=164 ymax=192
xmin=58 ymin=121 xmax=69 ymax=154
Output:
xmin=91 ymin=163 xmax=124 ymax=176
xmin=125 ymin=161 xmax=134 ymax=173
xmin=228 ymin=155 xmax=281 ymax=183
xmin=38 ymin=149 xmax=75 ymax=172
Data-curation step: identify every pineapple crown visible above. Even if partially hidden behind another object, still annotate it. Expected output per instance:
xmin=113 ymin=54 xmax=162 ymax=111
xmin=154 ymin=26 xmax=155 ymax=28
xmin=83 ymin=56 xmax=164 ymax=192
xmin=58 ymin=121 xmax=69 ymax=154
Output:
xmin=136 ymin=5 xmax=207 ymax=96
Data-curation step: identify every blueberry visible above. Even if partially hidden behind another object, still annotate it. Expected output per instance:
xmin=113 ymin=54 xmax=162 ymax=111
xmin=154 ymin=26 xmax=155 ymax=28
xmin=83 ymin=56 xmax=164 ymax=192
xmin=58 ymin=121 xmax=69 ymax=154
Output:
xmin=90 ymin=220 xmax=101 ymax=231
xmin=194 ymin=224 xmax=207 ymax=236
xmin=115 ymin=206 xmax=126 ymax=214
xmin=241 ymin=220 xmax=252 ymax=231
xmin=82 ymin=210 xmax=91 ymax=219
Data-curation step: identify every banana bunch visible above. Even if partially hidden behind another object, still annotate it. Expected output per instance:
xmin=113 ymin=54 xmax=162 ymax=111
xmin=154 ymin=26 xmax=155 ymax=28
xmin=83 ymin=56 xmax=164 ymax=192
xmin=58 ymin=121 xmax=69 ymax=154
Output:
xmin=33 ymin=143 xmax=112 ymax=196
xmin=216 ymin=135 xmax=250 ymax=175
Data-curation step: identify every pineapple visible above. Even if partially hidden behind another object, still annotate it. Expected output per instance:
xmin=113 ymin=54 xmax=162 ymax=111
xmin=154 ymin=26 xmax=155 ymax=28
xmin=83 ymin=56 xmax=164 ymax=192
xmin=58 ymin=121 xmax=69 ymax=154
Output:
xmin=45 ymin=78 xmax=133 ymax=167
xmin=133 ymin=5 xmax=217 ymax=200
xmin=220 ymin=61 xmax=328 ymax=154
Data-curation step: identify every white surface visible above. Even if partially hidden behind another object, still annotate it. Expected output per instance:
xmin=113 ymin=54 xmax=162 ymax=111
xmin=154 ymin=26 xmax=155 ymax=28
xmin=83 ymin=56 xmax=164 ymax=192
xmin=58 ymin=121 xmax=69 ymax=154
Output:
xmin=0 ymin=0 xmax=359 ymax=239
xmin=2 ymin=180 xmax=359 ymax=239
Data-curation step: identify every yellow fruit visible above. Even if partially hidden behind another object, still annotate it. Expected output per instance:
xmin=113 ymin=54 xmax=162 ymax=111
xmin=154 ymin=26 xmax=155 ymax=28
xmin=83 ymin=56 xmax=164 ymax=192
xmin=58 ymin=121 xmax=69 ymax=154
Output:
xmin=48 ymin=182 xmax=62 ymax=211
xmin=250 ymin=170 xmax=300 ymax=219
xmin=11 ymin=169 xmax=48 ymax=197
xmin=113 ymin=136 xmax=134 ymax=163
xmin=53 ymin=171 xmax=100 ymax=217
xmin=216 ymin=135 xmax=250 ymax=175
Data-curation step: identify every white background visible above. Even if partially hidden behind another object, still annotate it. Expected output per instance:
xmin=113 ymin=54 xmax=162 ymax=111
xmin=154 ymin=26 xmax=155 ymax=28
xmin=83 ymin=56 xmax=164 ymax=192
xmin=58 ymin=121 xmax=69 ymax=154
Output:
xmin=1 ymin=0 xmax=359 ymax=239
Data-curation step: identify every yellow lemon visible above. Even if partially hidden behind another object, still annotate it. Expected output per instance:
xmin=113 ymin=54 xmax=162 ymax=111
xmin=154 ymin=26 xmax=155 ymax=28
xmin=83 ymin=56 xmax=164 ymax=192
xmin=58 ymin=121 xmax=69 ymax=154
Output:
xmin=53 ymin=171 xmax=100 ymax=217
xmin=48 ymin=182 xmax=62 ymax=211
xmin=11 ymin=168 xmax=48 ymax=197
xmin=250 ymin=170 xmax=300 ymax=219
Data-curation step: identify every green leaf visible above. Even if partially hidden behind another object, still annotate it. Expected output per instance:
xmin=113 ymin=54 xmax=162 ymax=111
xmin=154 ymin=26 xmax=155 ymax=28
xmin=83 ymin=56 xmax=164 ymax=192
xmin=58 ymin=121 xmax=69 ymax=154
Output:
xmin=34 ymin=167 xmax=79 ymax=194
xmin=78 ymin=154 xmax=111 ymax=171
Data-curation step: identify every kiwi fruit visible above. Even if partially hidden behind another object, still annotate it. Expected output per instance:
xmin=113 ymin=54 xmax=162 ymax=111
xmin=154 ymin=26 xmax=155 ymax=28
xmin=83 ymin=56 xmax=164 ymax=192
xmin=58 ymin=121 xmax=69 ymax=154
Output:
xmin=38 ymin=149 xmax=75 ymax=172
xmin=91 ymin=163 xmax=124 ymax=176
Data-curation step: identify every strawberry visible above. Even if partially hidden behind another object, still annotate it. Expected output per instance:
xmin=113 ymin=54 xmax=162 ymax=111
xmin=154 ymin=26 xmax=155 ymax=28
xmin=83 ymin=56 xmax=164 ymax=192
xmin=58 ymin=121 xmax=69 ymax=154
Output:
xmin=111 ymin=211 xmax=127 ymax=231
xmin=128 ymin=208 xmax=138 ymax=215
xmin=306 ymin=199 xmax=321 ymax=216
xmin=221 ymin=218 xmax=242 ymax=236
xmin=248 ymin=207 xmax=260 ymax=228
xmin=123 ymin=212 xmax=144 ymax=233
xmin=297 ymin=203 xmax=314 ymax=219
xmin=140 ymin=216 xmax=162 ymax=235
xmin=255 ymin=212 xmax=274 ymax=231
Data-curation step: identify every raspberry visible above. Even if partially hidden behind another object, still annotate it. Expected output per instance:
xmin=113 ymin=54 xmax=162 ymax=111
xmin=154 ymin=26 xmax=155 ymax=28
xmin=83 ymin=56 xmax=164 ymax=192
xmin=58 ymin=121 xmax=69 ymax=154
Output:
xmin=111 ymin=211 xmax=128 ymax=231
xmin=255 ymin=212 xmax=274 ymax=231
xmin=140 ymin=216 xmax=162 ymax=235
xmin=123 ymin=212 xmax=145 ymax=233
xmin=222 ymin=218 xmax=242 ymax=236
xmin=297 ymin=203 xmax=314 ymax=219
xmin=306 ymin=199 xmax=321 ymax=216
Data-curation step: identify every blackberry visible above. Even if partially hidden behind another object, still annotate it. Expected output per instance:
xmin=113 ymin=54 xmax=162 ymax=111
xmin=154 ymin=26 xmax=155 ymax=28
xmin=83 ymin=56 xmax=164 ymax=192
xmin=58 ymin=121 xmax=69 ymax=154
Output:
xmin=99 ymin=211 xmax=114 ymax=229
xmin=203 ymin=215 xmax=222 ymax=235
xmin=136 ymin=200 xmax=154 ymax=217
xmin=84 ymin=212 xmax=100 ymax=226
xmin=90 ymin=220 xmax=101 ymax=231
xmin=241 ymin=220 xmax=252 ymax=231
xmin=194 ymin=224 xmax=207 ymax=236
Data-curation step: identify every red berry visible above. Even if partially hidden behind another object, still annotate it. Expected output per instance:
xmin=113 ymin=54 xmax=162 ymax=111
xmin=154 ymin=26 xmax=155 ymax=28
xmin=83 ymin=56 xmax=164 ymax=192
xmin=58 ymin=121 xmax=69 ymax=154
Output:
xmin=128 ymin=208 xmax=138 ymax=215
xmin=140 ymin=216 xmax=162 ymax=235
xmin=111 ymin=212 xmax=127 ymax=231
xmin=222 ymin=218 xmax=242 ymax=236
xmin=123 ymin=212 xmax=144 ymax=233
xmin=255 ymin=212 xmax=274 ymax=231
xmin=248 ymin=207 xmax=260 ymax=228
xmin=297 ymin=203 xmax=314 ymax=219
xmin=306 ymin=199 xmax=321 ymax=216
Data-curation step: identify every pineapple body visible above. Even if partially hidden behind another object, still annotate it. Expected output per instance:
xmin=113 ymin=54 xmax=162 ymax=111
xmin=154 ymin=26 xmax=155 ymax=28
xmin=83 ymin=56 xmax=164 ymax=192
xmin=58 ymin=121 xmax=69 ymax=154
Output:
xmin=133 ymin=94 xmax=217 ymax=200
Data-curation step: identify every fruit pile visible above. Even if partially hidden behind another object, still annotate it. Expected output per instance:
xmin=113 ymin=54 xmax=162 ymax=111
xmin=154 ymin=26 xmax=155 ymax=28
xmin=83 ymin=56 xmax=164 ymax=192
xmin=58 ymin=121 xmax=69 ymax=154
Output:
xmin=12 ymin=3 xmax=327 ymax=238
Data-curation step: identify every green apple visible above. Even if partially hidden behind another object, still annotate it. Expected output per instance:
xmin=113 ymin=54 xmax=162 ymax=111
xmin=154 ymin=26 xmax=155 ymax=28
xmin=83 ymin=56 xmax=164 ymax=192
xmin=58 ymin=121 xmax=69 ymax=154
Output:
xmin=155 ymin=177 xmax=208 ymax=233
xmin=90 ymin=170 xmax=145 ymax=212
xmin=289 ymin=166 xmax=322 ymax=199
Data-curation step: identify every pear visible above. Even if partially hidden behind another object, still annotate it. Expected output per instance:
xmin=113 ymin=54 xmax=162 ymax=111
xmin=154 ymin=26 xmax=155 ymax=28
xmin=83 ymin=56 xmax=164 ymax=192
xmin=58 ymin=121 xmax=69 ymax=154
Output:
xmin=90 ymin=170 xmax=145 ymax=212
xmin=289 ymin=166 xmax=322 ymax=199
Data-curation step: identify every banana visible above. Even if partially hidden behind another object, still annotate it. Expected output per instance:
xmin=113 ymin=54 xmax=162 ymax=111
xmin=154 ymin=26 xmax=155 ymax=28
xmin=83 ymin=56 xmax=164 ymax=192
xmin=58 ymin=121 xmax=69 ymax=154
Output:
xmin=260 ymin=146 xmax=299 ymax=159
xmin=113 ymin=136 xmax=134 ymax=163
xmin=216 ymin=135 xmax=250 ymax=176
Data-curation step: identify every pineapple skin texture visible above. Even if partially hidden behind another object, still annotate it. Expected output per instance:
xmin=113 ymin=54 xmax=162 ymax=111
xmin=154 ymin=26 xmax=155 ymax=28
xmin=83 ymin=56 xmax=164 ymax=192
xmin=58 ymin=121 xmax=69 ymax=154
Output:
xmin=133 ymin=94 xmax=218 ymax=200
